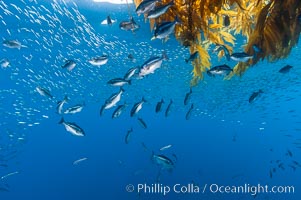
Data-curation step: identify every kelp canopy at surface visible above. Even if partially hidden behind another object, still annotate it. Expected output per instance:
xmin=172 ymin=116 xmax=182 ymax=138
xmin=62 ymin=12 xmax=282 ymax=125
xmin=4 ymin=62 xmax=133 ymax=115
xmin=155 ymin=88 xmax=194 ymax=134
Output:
xmin=133 ymin=0 xmax=301 ymax=85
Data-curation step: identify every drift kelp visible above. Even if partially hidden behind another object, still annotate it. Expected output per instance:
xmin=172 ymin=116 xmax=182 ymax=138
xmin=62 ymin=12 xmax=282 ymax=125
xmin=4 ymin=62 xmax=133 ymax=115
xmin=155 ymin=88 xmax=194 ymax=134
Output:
xmin=133 ymin=0 xmax=301 ymax=85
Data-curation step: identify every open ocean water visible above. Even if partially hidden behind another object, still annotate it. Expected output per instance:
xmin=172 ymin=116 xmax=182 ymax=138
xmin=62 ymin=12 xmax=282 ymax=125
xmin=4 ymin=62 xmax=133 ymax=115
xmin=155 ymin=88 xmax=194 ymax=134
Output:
xmin=0 ymin=0 xmax=301 ymax=199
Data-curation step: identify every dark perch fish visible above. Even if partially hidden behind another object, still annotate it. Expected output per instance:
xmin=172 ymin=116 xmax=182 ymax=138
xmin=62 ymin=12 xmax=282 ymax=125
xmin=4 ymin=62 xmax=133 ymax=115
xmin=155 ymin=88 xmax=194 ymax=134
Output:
xmin=119 ymin=17 xmax=139 ymax=32
xmin=185 ymin=104 xmax=194 ymax=120
xmin=223 ymin=15 xmax=230 ymax=26
xmin=155 ymin=99 xmax=164 ymax=113
xmin=0 ymin=187 xmax=9 ymax=192
xmin=130 ymin=97 xmax=146 ymax=117
xmin=184 ymin=88 xmax=192 ymax=105
xmin=99 ymin=104 xmax=105 ymax=116
xmin=249 ymin=89 xmax=263 ymax=103
xmin=185 ymin=51 xmax=199 ymax=63
xmin=112 ymin=104 xmax=127 ymax=119
xmin=138 ymin=118 xmax=147 ymax=129
xmin=279 ymin=65 xmax=293 ymax=73
xmin=125 ymin=128 xmax=133 ymax=144
xmin=127 ymin=54 xmax=134 ymax=60
xmin=165 ymin=99 xmax=173 ymax=117
xmin=107 ymin=15 xmax=112 ymax=25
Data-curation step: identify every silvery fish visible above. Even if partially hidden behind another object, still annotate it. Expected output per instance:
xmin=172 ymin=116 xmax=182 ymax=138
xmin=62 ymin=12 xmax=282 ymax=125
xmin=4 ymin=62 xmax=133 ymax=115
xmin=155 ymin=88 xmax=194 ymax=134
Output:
xmin=119 ymin=17 xmax=140 ymax=31
xmin=230 ymin=52 xmax=253 ymax=62
xmin=152 ymin=152 xmax=174 ymax=170
xmin=124 ymin=67 xmax=138 ymax=80
xmin=103 ymin=88 xmax=124 ymax=109
xmin=64 ymin=103 xmax=85 ymax=114
xmin=107 ymin=78 xmax=131 ymax=87
xmin=56 ymin=96 xmax=68 ymax=114
xmin=160 ymin=144 xmax=172 ymax=151
xmin=36 ymin=86 xmax=53 ymax=98
xmin=88 ymin=55 xmax=108 ymax=66
xmin=112 ymin=103 xmax=127 ymax=119
xmin=130 ymin=97 xmax=146 ymax=117
xmin=152 ymin=16 xmax=180 ymax=40
xmin=207 ymin=64 xmax=233 ymax=77
xmin=147 ymin=1 xmax=174 ymax=19
xmin=138 ymin=52 xmax=168 ymax=77
xmin=3 ymin=40 xmax=27 ymax=49
xmin=0 ymin=58 xmax=10 ymax=68
xmin=59 ymin=118 xmax=85 ymax=137
xmin=61 ymin=60 xmax=76 ymax=71
xmin=136 ymin=0 xmax=160 ymax=16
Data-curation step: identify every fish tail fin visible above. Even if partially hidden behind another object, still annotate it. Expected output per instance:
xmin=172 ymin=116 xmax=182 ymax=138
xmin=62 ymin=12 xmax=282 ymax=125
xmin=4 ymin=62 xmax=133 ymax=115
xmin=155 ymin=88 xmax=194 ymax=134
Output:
xmin=222 ymin=45 xmax=230 ymax=61
xmin=58 ymin=117 xmax=64 ymax=124
xmin=142 ymin=97 xmax=147 ymax=102
xmin=128 ymin=79 xmax=132 ymax=85
xmin=252 ymin=45 xmax=262 ymax=61
xmin=64 ymin=95 xmax=68 ymax=102
xmin=174 ymin=15 xmax=182 ymax=24
xmin=120 ymin=87 xmax=125 ymax=92
xmin=151 ymin=36 xmax=156 ymax=41
xmin=151 ymin=151 xmax=155 ymax=162
xmin=100 ymin=105 xmax=105 ymax=116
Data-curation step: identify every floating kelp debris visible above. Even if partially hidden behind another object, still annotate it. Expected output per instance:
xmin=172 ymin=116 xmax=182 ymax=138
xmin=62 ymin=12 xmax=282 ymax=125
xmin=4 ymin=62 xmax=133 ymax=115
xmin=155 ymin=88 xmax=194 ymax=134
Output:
xmin=134 ymin=0 xmax=301 ymax=85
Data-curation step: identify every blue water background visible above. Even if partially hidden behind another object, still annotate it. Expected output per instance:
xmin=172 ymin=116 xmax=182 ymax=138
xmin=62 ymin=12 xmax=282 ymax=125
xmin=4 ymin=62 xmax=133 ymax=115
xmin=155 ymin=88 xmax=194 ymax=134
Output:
xmin=0 ymin=0 xmax=301 ymax=199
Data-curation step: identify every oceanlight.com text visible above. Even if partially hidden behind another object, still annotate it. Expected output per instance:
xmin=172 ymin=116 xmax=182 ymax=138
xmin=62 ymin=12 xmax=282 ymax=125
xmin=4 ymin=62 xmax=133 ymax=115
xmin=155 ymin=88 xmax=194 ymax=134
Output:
xmin=209 ymin=183 xmax=295 ymax=196
xmin=125 ymin=183 xmax=295 ymax=196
